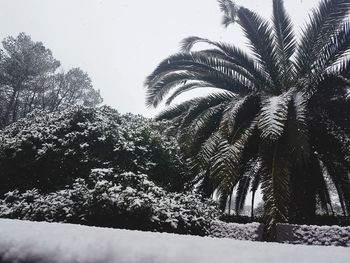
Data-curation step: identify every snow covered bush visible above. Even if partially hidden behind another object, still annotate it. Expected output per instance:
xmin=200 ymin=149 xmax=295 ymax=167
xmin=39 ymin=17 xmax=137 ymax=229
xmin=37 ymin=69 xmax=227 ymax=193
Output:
xmin=276 ymin=223 xmax=350 ymax=247
xmin=0 ymin=169 xmax=219 ymax=235
xmin=209 ymin=220 xmax=263 ymax=241
xmin=0 ymin=106 xmax=190 ymax=195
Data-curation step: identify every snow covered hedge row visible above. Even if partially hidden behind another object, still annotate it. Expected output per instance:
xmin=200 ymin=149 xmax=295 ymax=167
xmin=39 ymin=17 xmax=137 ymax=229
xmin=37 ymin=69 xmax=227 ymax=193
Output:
xmin=0 ymin=106 xmax=190 ymax=194
xmin=276 ymin=223 xmax=350 ymax=247
xmin=0 ymin=169 xmax=219 ymax=235
xmin=209 ymin=221 xmax=264 ymax=241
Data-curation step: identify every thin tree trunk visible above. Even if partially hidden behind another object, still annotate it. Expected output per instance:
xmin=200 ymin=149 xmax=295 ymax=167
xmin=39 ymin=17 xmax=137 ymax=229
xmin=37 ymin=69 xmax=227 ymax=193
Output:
xmin=228 ymin=190 xmax=233 ymax=216
xmin=12 ymin=91 xmax=20 ymax=123
xmin=329 ymin=202 xmax=335 ymax=216
xmin=4 ymin=89 xmax=18 ymax=125
xmin=251 ymin=190 xmax=256 ymax=219
xmin=27 ymin=91 xmax=37 ymax=114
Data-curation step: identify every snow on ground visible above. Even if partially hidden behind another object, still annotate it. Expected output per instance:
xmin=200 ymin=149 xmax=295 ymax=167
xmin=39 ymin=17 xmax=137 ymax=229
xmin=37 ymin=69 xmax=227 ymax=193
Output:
xmin=0 ymin=219 xmax=349 ymax=263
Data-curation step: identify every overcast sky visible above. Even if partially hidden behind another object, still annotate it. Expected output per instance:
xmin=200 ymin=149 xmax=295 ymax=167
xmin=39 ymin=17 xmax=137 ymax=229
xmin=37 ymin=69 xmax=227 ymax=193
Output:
xmin=0 ymin=0 xmax=320 ymax=117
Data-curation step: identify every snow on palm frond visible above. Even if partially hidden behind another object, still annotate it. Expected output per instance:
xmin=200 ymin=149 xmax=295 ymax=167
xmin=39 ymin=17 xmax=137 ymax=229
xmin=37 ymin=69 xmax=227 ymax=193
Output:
xmin=211 ymin=120 xmax=257 ymax=189
xmin=272 ymin=0 xmax=296 ymax=81
xmin=220 ymin=95 xmax=260 ymax=142
xmin=258 ymin=91 xmax=292 ymax=141
xmin=294 ymin=92 xmax=308 ymax=126
xmin=210 ymin=140 xmax=239 ymax=183
xmin=180 ymin=104 xmax=225 ymax=156
xmin=219 ymin=96 xmax=248 ymax=136
xmin=192 ymin=133 xmax=227 ymax=170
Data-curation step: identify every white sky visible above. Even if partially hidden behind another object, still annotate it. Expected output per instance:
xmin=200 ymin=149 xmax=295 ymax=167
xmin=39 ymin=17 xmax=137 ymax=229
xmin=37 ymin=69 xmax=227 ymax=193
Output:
xmin=0 ymin=0 xmax=320 ymax=117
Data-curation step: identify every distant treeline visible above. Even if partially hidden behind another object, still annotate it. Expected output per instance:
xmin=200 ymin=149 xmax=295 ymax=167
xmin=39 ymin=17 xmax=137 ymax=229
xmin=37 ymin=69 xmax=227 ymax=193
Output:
xmin=0 ymin=32 xmax=102 ymax=128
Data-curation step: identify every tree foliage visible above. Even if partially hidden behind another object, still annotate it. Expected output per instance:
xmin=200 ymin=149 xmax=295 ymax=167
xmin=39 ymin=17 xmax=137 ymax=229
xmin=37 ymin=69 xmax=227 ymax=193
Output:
xmin=145 ymin=0 xmax=350 ymax=240
xmin=0 ymin=33 xmax=102 ymax=128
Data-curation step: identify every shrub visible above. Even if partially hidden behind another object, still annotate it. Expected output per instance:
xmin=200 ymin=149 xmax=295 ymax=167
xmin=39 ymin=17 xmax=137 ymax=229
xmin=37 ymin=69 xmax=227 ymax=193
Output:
xmin=276 ymin=223 xmax=350 ymax=247
xmin=209 ymin=221 xmax=264 ymax=241
xmin=0 ymin=169 xmax=219 ymax=235
xmin=0 ymin=106 xmax=190 ymax=195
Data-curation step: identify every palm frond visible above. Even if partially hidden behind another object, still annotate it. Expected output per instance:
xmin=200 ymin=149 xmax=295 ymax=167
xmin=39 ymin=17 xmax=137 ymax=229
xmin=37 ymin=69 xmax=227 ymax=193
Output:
xmin=250 ymin=159 xmax=262 ymax=194
xmin=237 ymin=7 xmax=281 ymax=90
xmin=210 ymin=119 xmax=258 ymax=189
xmin=310 ymin=112 xmax=350 ymax=215
xmin=235 ymin=158 xmax=261 ymax=213
xmin=155 ymin=99 xmax=196 ymax=121
xmin=295 ymin=0 xmax=350 ymax=77
xmin=316 ymin=22 xmax=350 ymax=74
xmin=180 ymin=103 xmax=226 ymax=156
xmin=210 ymin=141 xmax=240 ymax=189
xmin=219 ymin=95 xmax=260 ymax=138
xmin=217 ymin=0 xmax=238 ymax=27
xmin=191 ymin=132 xmax=227 ymax=171
xmin=180 ymin=36 xmax=271 ymax=87
xmin=145 ymin=52 xmax=255 ymax=107
xmin=285 ymin=92 xmax=311 ymax=164
xmin=250 ymin=159 xmax=262 ymax=218
xmin=323 ymin=95 xmax=350 ymax=133
xmin=180 ymin=92 xmax=236 ymax=129
xmin=337 ymin=57 xmax=350 ymax=77
xmin=186 ymin=104 xmax=225 ymax=137
xmin=310 ymin=155 xmax=333 ymax=213
xmin=235 ymin=174 xmax=251 ymax=213
xmin=321 ymin=158 xmax=350 ymax=216
xmin=272 ymin=0 xmax=296 ymax=84
xmin=320 ymin=115 xmax=350 ymax=164
xmin=165 ymin=81 xmax=216 ymax=105
xmin=258 ymin=90 xmax=292 ymax=141
xmin=261 ymin=144 xmax=290 ymax=240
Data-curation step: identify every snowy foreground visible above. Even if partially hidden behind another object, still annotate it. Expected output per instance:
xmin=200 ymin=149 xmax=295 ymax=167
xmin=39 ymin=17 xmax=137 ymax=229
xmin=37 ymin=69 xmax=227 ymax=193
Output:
xmin=0 ymin=219 xmax=349 ymax=263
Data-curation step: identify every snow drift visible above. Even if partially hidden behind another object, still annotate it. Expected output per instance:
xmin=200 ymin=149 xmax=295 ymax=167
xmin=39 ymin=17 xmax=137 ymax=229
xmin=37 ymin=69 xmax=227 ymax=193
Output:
xmin=0 ymin=219 xmax=349 ymax=263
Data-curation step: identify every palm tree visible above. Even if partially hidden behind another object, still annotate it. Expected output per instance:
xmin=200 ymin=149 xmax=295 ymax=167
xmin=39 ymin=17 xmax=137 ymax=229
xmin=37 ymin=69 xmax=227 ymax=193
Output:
xmin=145 ymin=0 xmax=350 ymax=240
